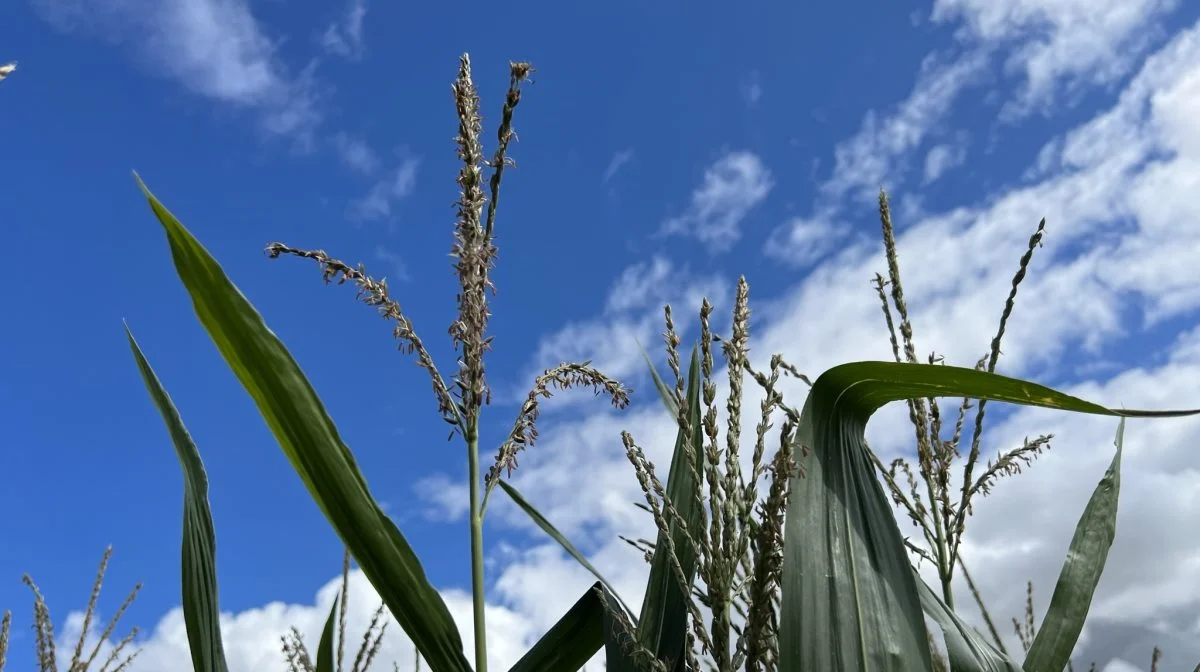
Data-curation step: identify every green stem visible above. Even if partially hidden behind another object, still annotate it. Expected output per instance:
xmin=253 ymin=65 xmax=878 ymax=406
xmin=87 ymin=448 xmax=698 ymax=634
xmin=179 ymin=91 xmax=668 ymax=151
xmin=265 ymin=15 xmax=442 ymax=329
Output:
xmin=467 ymin=421 xmax=488 ymax=672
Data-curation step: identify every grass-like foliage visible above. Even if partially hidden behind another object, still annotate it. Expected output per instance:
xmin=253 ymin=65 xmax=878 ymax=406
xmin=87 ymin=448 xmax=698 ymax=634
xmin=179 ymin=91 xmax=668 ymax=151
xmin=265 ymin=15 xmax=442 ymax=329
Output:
xmin=3 ymin=54 xmax=1198 ymax=672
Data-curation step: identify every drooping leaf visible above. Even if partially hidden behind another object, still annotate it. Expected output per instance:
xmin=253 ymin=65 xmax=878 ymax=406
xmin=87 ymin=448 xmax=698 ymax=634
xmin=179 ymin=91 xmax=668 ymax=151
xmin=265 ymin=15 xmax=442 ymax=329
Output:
xmin=134 ymin=175 xmax=471 ymax=672
xmin=915 ymin=571 xmax=1022 ymax=672
xmin=508 ymin=583 xmax=604 ymax=672
xmin=316 ymin=592 xmax=339 ymax=672
xmin=127 ymin=327 xmax=230 ymax=672
xmin=778 ymin=361 xmax=1200 ymax=671
xmin=498 ymin=479 xmax=636 ymax=618
xmin=635 ymin=347 xmax=704 ymax=669
xmin=1023 ymin=419 xmax=1125 ymax=671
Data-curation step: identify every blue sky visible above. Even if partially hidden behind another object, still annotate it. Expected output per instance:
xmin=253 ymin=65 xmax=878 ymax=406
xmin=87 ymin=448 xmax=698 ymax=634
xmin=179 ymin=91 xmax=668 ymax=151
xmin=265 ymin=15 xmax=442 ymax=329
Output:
xmin=4 ymin=0 xmax=1200 ymax=670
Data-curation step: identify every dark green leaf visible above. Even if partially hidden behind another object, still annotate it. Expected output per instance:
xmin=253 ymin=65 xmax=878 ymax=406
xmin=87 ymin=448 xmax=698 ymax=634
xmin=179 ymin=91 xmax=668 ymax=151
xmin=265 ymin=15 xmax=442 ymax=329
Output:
xmin=127 ymin=327 xmax=230 ymax=672
xmin=779 ymin=361 xmax=1200 ymax=671
xmin=498 ymin=479 xmax=636 ymax=618
xmin=508 ymin=583 xmax=604 ymax=672
xmin=915 ymin=571 xmax=1022 ymax=671
xmin=1023 ymin=419 xmax=1125 ymax=671
xmin=134 ymin=175 xmax=471 ymax=672
xmin=636 ymin=347 xmax=704 ymax=669
xmin=316 ymin=592 xmax=339 ymax=672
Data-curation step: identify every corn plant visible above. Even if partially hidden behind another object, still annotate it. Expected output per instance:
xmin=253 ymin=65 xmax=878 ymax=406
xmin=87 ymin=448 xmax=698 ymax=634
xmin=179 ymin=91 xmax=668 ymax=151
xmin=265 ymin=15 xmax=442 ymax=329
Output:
xmin=123 ymin=53 xmax=1200 ymax=672
xmin=0 ymin=547 xmax=141 ymax=672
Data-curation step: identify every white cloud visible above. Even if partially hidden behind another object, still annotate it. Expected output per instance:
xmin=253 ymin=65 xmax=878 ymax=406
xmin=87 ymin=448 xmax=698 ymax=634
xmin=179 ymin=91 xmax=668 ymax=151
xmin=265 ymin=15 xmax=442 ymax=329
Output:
xmin=602 ymin=149 xmax=634 ymax=184
xmin=661 ymin=151 xmax=772 ymax=253
xmin=413 ymin=473 xmax=470 ymax=522
xmin=931 ymin=0 xmax=1182 ymax=119
xmin=923 ymin=133 xmax=971 ymax=183
xmin=32 ymin=0 xmax=322 ymax=143
xmin=507 ymin=256 xmax=729 ymax=408
xmin=350 ymin=156 xmax=420 ymax=222
xmin=320 ymin=0 xmax=368 ymax=60
xmin=332 ymin=132 xmax=380 ymax=174
xmin=763 ymin=215 xmax=841 ymax=267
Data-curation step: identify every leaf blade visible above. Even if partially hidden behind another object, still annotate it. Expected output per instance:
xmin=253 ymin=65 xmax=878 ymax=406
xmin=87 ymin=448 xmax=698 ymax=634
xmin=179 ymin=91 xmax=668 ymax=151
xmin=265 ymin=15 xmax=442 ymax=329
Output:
xmin=134 ymin=175 xmax=471 ymax=672
xmin=127 ymin=327 xmax=230 ymax=672
xmin=1023 ymin=419 xmax=1126 ymax=671
xmin=498 ymin=479 xmax=636 ymax=619
xmin=507 ymin=583 xmax=605 ymax=672
xmin=636 ymin=346 xmax=704 ymax=668
xmin=778 ymin=361 xmax=1200 ymax=671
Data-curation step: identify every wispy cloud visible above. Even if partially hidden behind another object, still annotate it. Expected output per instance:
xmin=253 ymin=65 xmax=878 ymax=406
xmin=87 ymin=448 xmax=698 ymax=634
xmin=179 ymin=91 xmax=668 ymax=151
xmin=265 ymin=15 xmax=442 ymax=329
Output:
xmin=931 ymin=0 xmax=1182 ymax=119
xmin=320 ymin=0 xmax=368 ymax=60
xmin=32 ymin=0 xmax=323 ymax=144
xmin=741 ymin=71 xmax=763 ymax=107
xmin=349 ymin=155 xmax=420 ymax=221
xmin=923 ymin=132 xmax=970 ymax=183
xmin=661 ymin=151 xmax=773 ymax=253
xmin=374 ymin=245 xmax=409 ymax=282
xmin=602 ymin=148 xmax=634 ymax=184
xmin=332 ymin=132 xmax=380 ymax=174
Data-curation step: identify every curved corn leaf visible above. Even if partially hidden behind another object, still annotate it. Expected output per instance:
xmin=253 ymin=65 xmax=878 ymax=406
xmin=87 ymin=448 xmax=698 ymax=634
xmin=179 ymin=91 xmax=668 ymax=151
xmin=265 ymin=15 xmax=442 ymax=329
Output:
xmin=127 ymin=328 xmax=230 ymax=672
xmin=316 ymin=593 xmax=339 ymax=672
xmin=498 ymin=479 xmax=636 ymax=619
xmin=1023 ymin=419 xmax=1125 ymax=671
xmin=508 ymin=583 xmax=604 ymax=672
xmin=134 ymin=175 xmax=471 ymax=672
xmin=635 ymin=347 xmax=703 ymax=669
xmin=915 ymin=571 xmax=1022 ymax=671
xmin=779 ymin=361 xmax=1200 ymax=671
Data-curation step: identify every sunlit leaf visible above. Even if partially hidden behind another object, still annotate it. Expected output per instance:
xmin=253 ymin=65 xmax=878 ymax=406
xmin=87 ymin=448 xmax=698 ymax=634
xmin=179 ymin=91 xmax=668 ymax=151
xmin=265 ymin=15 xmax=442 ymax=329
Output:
xmin=134 ymin=175 xmax=471 ymax=672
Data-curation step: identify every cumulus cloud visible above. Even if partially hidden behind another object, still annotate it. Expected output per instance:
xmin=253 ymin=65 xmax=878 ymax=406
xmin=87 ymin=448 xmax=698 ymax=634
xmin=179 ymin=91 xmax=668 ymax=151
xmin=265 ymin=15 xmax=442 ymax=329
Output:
xmin=661 ymin=151 xmax=773 ymax=253
xmin=32 ymin=0 xmax=323 ymax=143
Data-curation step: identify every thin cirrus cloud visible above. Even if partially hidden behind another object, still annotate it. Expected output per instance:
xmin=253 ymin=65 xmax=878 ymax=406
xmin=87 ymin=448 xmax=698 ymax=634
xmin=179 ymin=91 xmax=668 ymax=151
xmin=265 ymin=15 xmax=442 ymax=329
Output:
xmin=660 ymin=150 xmax=773 ymax=253
xmin=319 ymin=0 xmax=368 ymax=60
xmin=348 ymin=156 xmax=421 ymax=222
xmin=31 ymin=0 xmax=324 ymax=145
xmin=602 ymin=148 xmax=635 ymax=184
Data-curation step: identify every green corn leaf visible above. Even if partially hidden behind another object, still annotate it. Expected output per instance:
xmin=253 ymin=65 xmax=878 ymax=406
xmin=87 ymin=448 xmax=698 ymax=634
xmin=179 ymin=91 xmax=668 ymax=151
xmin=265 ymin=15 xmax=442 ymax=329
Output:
xmin=497 ymin=479 xmax=636 ymax=619
xmin=127 ymin=327 xmax=230 ymax=672
xmin=508 ymin=583 xmax=605 ymax=672
xmin=636 ymin=347 xmax=704 ymax=669
xmin=636 ymin=338 xmax=679 ymax=420
xmin=316 ymin=592 xmax=339 ymax=672
xmin=1023 ymin=419 xmax=1125 ymax=671
xmin=134 ymin=175 xmax=471 ymax=672
xmin=602 ymin=582 xmax=643 ymax=672
xmin=778 ymin=361 xmax=1200 ymax=671
xmin=915 ymin=571 xmax=1022 ymax=671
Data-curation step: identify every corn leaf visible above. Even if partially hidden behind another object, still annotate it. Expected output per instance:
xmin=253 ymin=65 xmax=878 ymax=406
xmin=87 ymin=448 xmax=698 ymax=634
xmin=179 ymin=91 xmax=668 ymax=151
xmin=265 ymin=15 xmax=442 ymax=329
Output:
xmin=915 ymin=571 xmax=1022 ymax=671
xmin=498 ymin=479 xmax=636 ymax=618
xmin=779 ymin=361 xmax=1200 ymax=671
xmin=127 ymin=328 xmax=230 ymax=672
xmin=508 ymin=584 xmax=604 ymax=672
xmin=315 ymin=593 xmax=339 ymax=672
xmin=637 ymin=338 xmax=679 ymax=420
xmin=134 ymin=175 xmax=471 ymax=672
xmin=635 ymin=346 xmax=704 ymax=668
xmin=1023 ymin=419 xmax=1125 ymax=671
